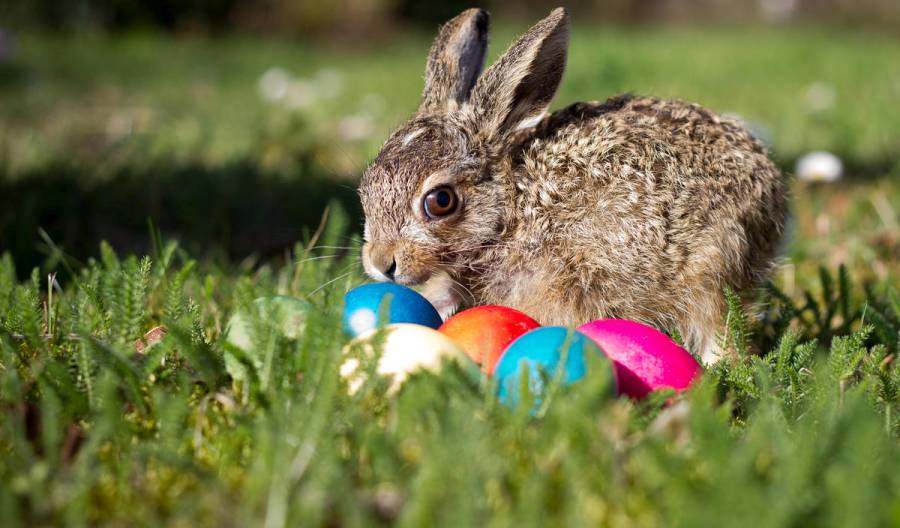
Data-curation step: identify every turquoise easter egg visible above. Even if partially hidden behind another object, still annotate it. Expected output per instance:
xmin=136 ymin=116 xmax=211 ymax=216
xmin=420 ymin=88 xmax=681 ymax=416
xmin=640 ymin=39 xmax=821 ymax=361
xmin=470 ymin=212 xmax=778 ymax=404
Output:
xmin=342 ymin=283 xmax=442 ymax=337
xmin=494 ymin=326 xmax=612 ymax=408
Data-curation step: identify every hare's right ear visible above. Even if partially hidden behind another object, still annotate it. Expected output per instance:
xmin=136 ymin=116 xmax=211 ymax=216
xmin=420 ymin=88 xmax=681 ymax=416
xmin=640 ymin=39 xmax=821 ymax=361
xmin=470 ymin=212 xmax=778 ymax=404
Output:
xmin=468 ymin=8 xmax=569 ymax=140
xmin=419 ymin=8 xmax=490 ymax=114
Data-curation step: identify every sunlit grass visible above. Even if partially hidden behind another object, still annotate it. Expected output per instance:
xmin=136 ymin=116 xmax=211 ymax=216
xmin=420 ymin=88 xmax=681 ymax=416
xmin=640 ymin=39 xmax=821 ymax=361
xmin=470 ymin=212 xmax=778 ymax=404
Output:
xmin=0 ymin=25 xmax=898 ymax=526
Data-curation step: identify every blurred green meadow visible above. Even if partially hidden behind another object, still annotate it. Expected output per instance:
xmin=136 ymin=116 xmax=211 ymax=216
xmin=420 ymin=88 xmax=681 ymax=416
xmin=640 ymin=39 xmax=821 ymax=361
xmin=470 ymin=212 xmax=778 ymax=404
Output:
xmin=1 ymin=24 xmax=898 ymax=284
xmin=1 ymin=8 xmax=899 ymax=527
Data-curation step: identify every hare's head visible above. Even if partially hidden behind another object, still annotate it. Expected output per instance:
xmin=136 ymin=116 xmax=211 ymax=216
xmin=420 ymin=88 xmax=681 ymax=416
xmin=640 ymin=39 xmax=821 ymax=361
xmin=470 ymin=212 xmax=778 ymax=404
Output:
xmin=359 ymin=8 xmax=569 ymax=296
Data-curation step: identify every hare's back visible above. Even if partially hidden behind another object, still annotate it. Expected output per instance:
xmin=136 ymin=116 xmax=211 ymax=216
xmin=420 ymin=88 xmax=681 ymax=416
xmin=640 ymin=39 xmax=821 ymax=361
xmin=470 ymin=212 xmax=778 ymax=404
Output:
xmin=516 ymin=95 xmax=786 ymax=289
xmin=530 ymin=95 xmax=776 ymax=193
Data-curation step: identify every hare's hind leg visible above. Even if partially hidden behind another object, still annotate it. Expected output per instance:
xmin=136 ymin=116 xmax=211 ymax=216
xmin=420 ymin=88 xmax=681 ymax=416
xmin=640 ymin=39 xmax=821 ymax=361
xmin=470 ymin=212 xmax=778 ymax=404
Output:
xmin=679 ymin=293 xmax=729 ymax=365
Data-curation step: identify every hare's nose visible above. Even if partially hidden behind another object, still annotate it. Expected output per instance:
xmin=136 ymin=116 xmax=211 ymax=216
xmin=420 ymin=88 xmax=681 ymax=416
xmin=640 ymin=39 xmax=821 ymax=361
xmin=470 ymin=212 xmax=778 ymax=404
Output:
xmin=383 ymin=259 xmax=397 ymax=280
xmin=369 ymin=246 xmax=397 ymax=281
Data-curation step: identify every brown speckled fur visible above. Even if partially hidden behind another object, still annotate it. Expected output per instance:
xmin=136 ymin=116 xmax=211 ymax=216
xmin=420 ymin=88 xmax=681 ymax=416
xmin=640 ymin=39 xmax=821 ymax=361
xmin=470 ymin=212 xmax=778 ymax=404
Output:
xmin=358 ymin=8 xmax=788 ymax=363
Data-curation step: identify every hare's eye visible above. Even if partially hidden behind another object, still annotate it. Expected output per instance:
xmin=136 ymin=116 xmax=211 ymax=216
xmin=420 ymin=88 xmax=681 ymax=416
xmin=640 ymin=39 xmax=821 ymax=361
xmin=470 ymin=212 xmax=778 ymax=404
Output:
xmin=423 ymin=186 xmax=458 ymax=219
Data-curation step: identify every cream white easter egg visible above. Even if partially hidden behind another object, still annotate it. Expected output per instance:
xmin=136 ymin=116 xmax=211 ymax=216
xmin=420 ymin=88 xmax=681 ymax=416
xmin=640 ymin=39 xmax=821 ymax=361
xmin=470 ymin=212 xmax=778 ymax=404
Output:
xmin=340 ymin=323 xmax=471 ymax=394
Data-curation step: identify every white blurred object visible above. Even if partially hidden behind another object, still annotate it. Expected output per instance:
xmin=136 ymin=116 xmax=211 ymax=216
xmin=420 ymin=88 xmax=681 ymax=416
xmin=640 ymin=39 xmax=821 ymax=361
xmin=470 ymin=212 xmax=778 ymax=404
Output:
xmin=314 ymin=69 xmax=344 ymax=98
xmin=795 ymin=151 xmax=843 ymax=183
xmin=804 ymin=81 xmax=836 ymax=112
xmin=360 ymin=93 xmax=387 ymax=115
xmin=759 ymin=0 xmax=797 ymax=21
xmin=338 ymin=114 xmax=375 ymax=141
xmin=258 ymin=67 xmax=292 ymax=102
xmin=285 ymin=80 xmax=317 ymax=109
xmin=106 ymin=113 xmax=134 ymax=139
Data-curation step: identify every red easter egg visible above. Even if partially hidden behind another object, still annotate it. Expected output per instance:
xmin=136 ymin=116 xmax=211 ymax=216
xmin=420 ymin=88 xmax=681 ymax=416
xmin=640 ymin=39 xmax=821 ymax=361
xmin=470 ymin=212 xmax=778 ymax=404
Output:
xmin=439 ymin=306 xmax=541 ymax=373
xmin=577 ymin=319 xmax=702 ymax=399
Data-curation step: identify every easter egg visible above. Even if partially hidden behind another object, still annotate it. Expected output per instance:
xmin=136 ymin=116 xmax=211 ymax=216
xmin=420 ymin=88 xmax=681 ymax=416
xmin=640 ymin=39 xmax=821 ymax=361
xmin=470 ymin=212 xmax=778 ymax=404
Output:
xmin=340 ymin=323 xmax=472 ymax=394
xmin=342 ymin=283 xmax=443 ymax=337
xmin=224 ymin=296 xmax=311 ymax=382
xmin=577 ymin=319 xmax=702 ymax=400
xmin=494 ymin=326 xmax=613 ymax=408
xmin=439 ymin=305 xmax=540 ymax=373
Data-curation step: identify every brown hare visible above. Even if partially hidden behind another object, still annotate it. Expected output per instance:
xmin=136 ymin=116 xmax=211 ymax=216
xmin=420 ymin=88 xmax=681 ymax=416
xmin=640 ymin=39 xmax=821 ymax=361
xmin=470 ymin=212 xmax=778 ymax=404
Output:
xmin=358 ymin=7 xmax=788 ymax=364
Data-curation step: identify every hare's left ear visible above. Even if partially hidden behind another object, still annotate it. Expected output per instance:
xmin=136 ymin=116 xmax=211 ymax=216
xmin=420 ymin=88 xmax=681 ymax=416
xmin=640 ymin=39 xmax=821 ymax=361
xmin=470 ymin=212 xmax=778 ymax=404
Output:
xmin=468 ymin=8 xmax=569 ymax=139
xmin=419 ymin=8 xmax=490 ymax=114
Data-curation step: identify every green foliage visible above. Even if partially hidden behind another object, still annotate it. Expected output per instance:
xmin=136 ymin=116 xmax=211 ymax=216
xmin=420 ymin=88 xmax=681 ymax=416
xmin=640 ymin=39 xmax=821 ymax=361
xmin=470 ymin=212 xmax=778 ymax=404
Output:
xmin=0 ymin=25 xmax=897 ymax=527
xmin=3 ymin=28 xmax=900 ymax=174
xmin=0 ymin=219 xmax=898 ymax=526
xmin=760 ymin=266 xmax=898 ymax=353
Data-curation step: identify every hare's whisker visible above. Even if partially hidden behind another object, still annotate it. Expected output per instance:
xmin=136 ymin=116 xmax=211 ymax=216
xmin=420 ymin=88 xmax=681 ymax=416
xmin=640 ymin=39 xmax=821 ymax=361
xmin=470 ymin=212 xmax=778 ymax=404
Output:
xmin=294 ymin=254 xmax=346 ymax=265
xmin=309 ymin=266 xmax=357 ymax=295
xmin=310 ymin=246 xmax=360 ymax=251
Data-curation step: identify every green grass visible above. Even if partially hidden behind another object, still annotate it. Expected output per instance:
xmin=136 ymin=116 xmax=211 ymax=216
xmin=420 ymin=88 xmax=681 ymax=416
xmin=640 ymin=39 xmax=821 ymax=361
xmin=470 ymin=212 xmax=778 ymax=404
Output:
xmin=0 ymin=24 xmax=899 ymax=526
xmin=3 ymin=26 xmax=900 ymax=172
xmin=0 ymin=209 xmax=899 ymax=526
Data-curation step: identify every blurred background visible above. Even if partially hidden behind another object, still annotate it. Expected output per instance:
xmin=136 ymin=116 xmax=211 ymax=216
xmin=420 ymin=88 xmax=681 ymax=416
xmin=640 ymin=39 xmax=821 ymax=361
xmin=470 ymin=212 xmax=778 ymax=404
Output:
xmin=0 ymin=0 xmax=897 ymax=287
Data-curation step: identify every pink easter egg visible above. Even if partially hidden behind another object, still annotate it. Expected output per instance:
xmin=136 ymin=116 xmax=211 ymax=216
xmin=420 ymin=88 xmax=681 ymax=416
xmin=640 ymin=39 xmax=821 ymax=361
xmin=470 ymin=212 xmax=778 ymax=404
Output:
xmin=576 ymin=319 xmax=702 ymax=399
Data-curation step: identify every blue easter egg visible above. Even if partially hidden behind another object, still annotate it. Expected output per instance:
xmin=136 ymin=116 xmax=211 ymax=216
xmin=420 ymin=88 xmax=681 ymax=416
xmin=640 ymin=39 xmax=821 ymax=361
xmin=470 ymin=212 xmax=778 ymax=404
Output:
xmin=343 ymin=283 xmax=443 ymax=337
xmin=494 ymin=326 xmax=608 ymax=408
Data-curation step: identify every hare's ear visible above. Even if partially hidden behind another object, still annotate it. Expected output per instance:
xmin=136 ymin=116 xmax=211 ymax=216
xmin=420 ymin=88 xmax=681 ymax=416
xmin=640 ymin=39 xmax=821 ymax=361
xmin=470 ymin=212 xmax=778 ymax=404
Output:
xmin=468 ymin=8 xmax=568 ymax=139
xmin=419 ymin=8 xmax=490 ymax=114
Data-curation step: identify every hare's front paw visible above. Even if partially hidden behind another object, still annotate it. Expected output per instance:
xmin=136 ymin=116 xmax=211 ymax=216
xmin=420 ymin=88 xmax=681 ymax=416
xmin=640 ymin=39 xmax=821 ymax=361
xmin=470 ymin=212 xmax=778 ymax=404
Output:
xmin=419 ymin=271 xmax=464 ymax=321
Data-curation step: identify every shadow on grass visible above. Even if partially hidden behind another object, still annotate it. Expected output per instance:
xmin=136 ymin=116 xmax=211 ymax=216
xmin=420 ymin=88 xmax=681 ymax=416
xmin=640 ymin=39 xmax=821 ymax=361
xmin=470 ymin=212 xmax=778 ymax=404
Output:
xmin=2 ymin=153 xmax=896 ymax=278
xmin=0 ymin=159 xmax=362 ymax=276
